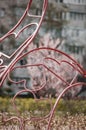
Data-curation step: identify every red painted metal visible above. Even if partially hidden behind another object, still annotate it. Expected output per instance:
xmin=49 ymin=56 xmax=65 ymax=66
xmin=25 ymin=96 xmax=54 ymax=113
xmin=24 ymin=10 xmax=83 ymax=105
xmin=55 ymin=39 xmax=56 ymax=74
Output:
xmin=0 ymin=0 xmax=86 ymax=130
xmin=0 ymin=0 xmax=48 ymax=87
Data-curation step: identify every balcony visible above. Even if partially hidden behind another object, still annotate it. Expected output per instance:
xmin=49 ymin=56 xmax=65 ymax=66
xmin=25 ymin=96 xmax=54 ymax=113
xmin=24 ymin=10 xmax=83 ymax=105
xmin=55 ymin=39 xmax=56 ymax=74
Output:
xmin=66 ymin=4 xmax=86 ymax=13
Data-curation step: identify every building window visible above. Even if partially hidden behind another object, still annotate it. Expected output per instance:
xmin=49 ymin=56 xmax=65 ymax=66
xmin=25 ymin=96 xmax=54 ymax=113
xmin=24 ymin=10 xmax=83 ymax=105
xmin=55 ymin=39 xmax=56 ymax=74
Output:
xmin=55 ymin=0 xmax=58 ymax=2
xmin=65 ymin=44 xmax=84 ymax=54
xmin=70 ymin=12 xmax=76 ymax=20
xmin=35 ymin=8 xmax=42 ymax=15
xmin=62 ymin=12 xmax=66 ymax=20
xmin=20 ymin=59 xmax=27 ymax=65
xmin=76 ymin=30 xmax=79 ymax=36
xmin=70 ymin=12 xmax=86 ymax=21
xmin=78 ymin=0 xmax=80 ymax=3
xmin=0 ymin=8 xmax=5 ymax=17
xmin=60 ymin=0 xmax=63 ymax=2
xmin=0 ymin=45 xmax=3 ymax=51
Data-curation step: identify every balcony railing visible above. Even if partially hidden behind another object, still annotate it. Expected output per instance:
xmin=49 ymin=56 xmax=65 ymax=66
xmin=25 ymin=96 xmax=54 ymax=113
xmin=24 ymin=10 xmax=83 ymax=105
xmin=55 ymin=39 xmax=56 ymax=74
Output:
xmin=66 ymin=4 xmax=86 ymax=13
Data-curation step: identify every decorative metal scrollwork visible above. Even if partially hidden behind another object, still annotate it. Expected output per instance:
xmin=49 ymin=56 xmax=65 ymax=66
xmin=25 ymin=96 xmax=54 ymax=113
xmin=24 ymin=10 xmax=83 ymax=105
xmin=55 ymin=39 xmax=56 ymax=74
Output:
xmin=0 ymin=0 xmax=47 ymax=86
xmin=0 ymin=0 xmax=86 ymax=130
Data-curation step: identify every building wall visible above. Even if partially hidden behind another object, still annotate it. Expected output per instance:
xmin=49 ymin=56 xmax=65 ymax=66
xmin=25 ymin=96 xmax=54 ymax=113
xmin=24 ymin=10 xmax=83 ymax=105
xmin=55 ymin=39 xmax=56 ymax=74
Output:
xmin=0 ymin=0 xmax=86 ymax=91
xmin=63 ymin=0 xmax=86 ymax=4
xmin=61 ymin=0 xmax=86 ymax=58
xmin=62 ymin=0 xmax=86 ymax=34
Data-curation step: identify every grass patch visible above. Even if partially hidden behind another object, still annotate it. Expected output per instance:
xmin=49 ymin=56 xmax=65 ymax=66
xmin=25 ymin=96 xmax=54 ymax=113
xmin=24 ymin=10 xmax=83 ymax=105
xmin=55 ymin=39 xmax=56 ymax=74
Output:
xmin=0 ymin=97 xmax=86 ymax=129
xmin=0 ymin=97 xmax=86 ymax=115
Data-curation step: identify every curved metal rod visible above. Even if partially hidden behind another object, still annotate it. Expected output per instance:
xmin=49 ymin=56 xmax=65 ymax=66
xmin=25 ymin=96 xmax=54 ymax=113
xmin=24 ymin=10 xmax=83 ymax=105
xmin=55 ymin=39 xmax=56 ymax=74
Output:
xmin=0 ymin=0 xmax=48 ymax=87
xmin=8 ymin=62 xmax=69 ymax=86
xmin=11 ymin=82 xmax=47 ymax=117
xmin=0 ymin=1 xmax=86 ymax=129
xmin=17 ymin=47 xmax=85 ymax=75
xmin=47 ymin=82 xmax=86 ymax=130
xmin=0 ymin=0 xmax=33 ymax=41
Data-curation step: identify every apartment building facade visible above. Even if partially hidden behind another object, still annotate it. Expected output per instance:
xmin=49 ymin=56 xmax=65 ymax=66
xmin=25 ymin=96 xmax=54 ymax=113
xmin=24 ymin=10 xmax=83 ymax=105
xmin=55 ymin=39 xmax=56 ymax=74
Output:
xmin=59 ymin=0 xmax=86 ymax=58
xmin=0 ymin=0 xmax=86 ymax=96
